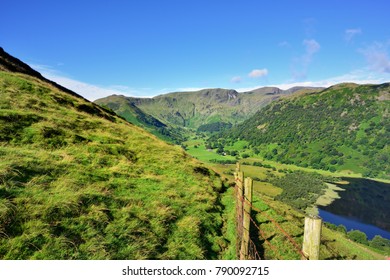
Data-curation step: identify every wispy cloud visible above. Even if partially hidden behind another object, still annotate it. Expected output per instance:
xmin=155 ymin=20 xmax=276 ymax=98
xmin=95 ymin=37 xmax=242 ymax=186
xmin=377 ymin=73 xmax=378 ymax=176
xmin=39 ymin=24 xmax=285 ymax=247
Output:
xmin=292 ymin=39 xmax=321 ymax=81
xmin=345 ymin=28 xmax=362 ymax=42
xmin=231 ymin=76 xmax=242 ymax=83
xmin=303 ymin=18 xmax=317 ymax=37
xmin=273 ymin=73 xmax=384 ymax=90
xmin=278 ymin=41 xmax=290 ymax=48
xmin=303 ymin=39 xmax=320 ymax=59
xmin=248 ymin=69 xmax=268 ymax=78
xmin=174 ymin=87 xmax=208 ymax=92
xmin=30 ymin=64 xmax=214 ymax=97
xmin=235 ymin=69 xmax=388 ymax=92
xmin=359 ymin=41 xmax=390 ymax=73
xmin=30 ymin=64 xmax=150 ymax=100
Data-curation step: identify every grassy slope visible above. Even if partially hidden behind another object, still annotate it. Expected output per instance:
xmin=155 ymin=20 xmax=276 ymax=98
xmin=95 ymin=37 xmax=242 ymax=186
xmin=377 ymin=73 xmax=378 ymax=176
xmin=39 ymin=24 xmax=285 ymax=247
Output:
xmin=95 ymin=95 xmax=185 ymax=144
xmin=0 ymin=71 xmax=228 ymax=259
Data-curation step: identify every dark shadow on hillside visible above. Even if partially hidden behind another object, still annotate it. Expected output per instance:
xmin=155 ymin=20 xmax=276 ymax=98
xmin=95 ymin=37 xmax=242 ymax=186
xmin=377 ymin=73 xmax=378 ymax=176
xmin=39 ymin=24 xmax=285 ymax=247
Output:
xmin=248 ymin=208 xmax=266 ymax=260
xmin=321 ymin=178 xmax=390 ymax=232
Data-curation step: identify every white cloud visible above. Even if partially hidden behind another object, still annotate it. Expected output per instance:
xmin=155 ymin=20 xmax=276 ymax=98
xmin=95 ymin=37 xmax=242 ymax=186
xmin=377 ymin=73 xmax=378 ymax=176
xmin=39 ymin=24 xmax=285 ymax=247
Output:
xmin=30 ymin=64 xmax=214 ymax=97
xmin=174 ymin=87 xmax=208 ymax=92
xmin=278 ymin=41 xmax=290 ymax=48
xmin=231 ymin=76 xmax=242 ymax=83
xmin=235 ymin=69 xmax=389 ymax=92
xmin=359 ymin=42 xmax=390 ymax=73
xmin=30 ymin=64 xmax=150 ymax=100
xmin=291 ymin=39 xmax=321 ymax=81
xmin=345 ymin=28 xmax=362 ymax=42
xmin=248 ymin=69 xmax=268 ymax=78
xmin=270 ymin=77 xmax=378 ymax=90
xmin=303 ymin=18 xmax=317 ymax=37
xmin=303 ymin=39 xmax=320 ymax=56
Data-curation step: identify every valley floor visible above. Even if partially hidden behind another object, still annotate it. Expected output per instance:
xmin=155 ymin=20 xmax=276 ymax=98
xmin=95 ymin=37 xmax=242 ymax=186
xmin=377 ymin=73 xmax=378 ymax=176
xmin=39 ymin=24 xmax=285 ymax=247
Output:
xmin=184 ymin=137 xmax=389 ymax=260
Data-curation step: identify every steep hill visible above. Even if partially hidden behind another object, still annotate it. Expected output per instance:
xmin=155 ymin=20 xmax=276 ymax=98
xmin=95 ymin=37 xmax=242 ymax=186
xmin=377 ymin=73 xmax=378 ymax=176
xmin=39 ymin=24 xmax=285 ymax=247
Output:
xmin=96 ymin=94 xmax=185 ymax=144
xmin=95 ymin=86 xmax=323 ymax=131
xmin=0 ymin=48 xmax=227 ymax=259
xmin=221 ymin=83 xmax=390 ymax=179
xmin=0 ymin=47 xmax=87 ymax=101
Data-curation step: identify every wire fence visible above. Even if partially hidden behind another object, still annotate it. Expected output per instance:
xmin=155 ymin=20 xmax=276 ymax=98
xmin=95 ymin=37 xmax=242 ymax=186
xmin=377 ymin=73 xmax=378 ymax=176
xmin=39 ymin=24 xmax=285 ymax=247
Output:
xmin=234 ymin=167 xmax=308 ymax=260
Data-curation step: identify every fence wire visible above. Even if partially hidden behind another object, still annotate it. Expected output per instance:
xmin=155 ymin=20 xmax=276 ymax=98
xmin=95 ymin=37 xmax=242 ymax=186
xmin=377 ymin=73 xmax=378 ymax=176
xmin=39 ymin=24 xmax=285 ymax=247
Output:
xmin=234 ymin=174 xmax=307 ymax=260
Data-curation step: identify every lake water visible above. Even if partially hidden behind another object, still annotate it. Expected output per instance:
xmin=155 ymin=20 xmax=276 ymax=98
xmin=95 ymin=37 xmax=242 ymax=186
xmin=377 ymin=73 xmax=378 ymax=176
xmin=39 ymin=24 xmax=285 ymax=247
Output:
xmin=318 ymin=177 xmax=390 ymax=240
xmin=318 ymin=209 xmax=390 ymax=239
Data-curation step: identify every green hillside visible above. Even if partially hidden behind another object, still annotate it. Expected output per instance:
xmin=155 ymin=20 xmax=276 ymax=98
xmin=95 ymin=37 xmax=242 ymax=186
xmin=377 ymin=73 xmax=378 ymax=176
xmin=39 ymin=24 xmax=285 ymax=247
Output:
xmin=96 ymin=95 xmax=185 ymax=144
xmin=0 ymin=48 xmax=228 ymax=259
xmin=220 ymin=83 xmax=390 ymax=179
xmin=95 ymin=87 xmax=323 ymax=131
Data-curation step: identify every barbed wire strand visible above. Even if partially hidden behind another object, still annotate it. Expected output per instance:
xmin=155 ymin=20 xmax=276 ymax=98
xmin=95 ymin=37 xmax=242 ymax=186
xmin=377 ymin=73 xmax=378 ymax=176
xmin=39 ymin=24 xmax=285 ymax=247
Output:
xmin=248 ymin=238 xmax=261 ymax=260
xmin=234 ymin=179 xmax=307 ymax=259
xmin=248 ymin=212 xmax=284 ymax=260
xmin=251 ymin=190 xmax=306 ymax=258
xmin=236 ymin=183 xmax=282 ymax=260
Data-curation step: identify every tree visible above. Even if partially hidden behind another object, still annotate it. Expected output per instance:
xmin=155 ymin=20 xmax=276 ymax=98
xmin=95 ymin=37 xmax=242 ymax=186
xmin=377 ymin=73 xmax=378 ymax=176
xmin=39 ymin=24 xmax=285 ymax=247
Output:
xmin=216 ymin=147 xmax=224 ymax=154
xmin=336 ymin=224 xmax=347 ymax=234
xmin=347 ymin=230 xmax=368 ymax=245
xmin=370 ymin=235 xmax=390 ymax=251
xmin=241 ymin=153 xmax=250 ymax=158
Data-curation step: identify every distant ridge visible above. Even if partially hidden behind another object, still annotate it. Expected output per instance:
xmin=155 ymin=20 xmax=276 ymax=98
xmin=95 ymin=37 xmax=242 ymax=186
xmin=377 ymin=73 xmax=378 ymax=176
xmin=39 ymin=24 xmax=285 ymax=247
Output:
xmin=0 ymin=47 xmax=86 ymax=100
xmin=96 ymin=86 xmax=324 ymax=130
xmin=220 ymin=82 xmax=390 ymax=179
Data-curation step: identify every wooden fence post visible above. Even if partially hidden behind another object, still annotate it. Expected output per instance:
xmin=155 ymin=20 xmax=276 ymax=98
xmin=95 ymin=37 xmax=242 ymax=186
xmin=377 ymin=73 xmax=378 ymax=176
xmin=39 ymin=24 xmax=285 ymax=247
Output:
xmin=236 ymin=162 xmax=241 ymax=172
xmin=235 ymin=170 xmax=244 ymax=258
xmin=236 ymin=171 xmax=244 ymax=222
xmin=240 ymin=177 xmax=253 ymax=260
xmin=302 ymin=215 xmax=322 ymax=260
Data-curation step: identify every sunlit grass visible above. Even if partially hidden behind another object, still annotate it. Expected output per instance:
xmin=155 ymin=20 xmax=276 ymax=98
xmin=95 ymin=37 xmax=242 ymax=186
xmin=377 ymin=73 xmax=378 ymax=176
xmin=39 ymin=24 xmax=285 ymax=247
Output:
xmin=0 ymin=71 xmax=229 ymax=260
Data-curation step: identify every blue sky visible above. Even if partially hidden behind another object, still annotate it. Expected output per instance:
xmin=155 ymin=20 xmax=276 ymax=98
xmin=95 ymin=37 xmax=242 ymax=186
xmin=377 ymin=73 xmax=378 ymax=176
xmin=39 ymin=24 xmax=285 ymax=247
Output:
xmin=1 ymin=0 xmax=390 ymax=100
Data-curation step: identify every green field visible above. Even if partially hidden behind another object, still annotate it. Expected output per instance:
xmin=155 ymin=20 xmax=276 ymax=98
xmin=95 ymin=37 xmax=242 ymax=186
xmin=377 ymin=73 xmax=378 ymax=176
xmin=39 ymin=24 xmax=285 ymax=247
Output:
xmin=185 ymin=140 xmax=236 ymax=162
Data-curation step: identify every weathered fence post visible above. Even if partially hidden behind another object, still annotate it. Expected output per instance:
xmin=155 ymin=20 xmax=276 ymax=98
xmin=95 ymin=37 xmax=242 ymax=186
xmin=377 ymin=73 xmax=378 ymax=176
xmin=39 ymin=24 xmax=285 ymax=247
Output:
xmin=240 ymin=177 xmax=253 ymax=260
xmin=235 ymin=170 xmax=244 ymax=221
xmin=236 ymin=162 xmax=240 ymax=173
xmin=235 ymin=169 xmax=244 ymax=258
xmin=302 ymin=215 xmax=322 ymax=260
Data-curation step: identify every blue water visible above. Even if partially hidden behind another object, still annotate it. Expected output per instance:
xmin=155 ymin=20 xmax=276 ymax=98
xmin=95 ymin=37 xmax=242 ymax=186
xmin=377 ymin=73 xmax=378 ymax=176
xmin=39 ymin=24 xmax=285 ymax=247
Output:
xmin=317 ymin=177 xmax=390 ymax=240
xmin=318 ymin=208 xmax=390 ymax=240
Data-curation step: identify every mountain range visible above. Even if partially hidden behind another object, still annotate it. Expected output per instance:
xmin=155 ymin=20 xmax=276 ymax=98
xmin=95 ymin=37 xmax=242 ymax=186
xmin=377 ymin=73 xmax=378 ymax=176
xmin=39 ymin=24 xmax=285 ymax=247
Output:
xmin=96 ymin=78 xmax=389 ymax=180
xmin=95 ymin=86 xmax=324 ymax=132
